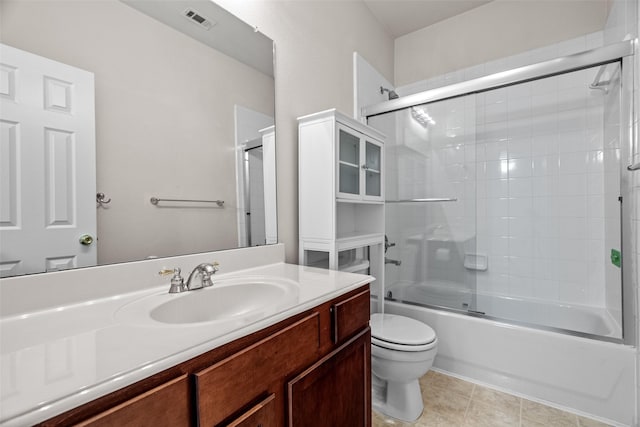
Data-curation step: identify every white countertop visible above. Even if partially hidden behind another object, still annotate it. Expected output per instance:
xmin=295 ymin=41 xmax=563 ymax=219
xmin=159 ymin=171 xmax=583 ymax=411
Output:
xmin=0 ymin=261 xmax=372 ymax=426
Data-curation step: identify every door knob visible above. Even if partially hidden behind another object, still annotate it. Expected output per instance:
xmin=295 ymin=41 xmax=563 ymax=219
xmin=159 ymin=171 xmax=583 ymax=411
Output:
xmin=79 ymin=234 xmax=94 ymax=246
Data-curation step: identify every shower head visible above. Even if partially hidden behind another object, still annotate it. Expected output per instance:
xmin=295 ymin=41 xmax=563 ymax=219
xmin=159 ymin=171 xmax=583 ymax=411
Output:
xmin=380 ymin=86 xmax=399 ymax=100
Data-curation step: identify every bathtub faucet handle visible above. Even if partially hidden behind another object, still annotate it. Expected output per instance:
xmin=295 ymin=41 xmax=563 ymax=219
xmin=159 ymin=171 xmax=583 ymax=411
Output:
xmin=385 ymin=235 xmax=396 ymax=253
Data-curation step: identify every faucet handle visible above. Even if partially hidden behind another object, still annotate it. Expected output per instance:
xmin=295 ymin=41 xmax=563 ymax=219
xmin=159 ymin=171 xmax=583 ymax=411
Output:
xmin=159 ymin=268 xmax=186 ymax=293
xmin=200 ymin=262 xmax=219 ymax=287
xmin=158 ymin=268 xmax=177 ymax=276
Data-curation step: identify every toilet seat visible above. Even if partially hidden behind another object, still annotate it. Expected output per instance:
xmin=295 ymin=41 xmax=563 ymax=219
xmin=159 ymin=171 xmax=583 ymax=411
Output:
xmin=371 ymin=313 xmax=436 ymax=352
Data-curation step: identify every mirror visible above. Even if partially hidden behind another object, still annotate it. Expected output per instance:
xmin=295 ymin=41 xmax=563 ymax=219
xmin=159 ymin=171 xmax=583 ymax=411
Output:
xmin=0 ymin=0 xmax=276 ymax=277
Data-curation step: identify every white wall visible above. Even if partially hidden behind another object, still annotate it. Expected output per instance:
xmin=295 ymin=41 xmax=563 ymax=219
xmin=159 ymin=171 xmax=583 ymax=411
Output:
xmin=0 ymin=0 xmax=275 ymax=264
xmin=353 ymin=52 xmax=394 ymax=120
xmin=215 ymin=0 xmax=395 ymax=263
xmin=394 ymin=0 xmax=610 ymax=86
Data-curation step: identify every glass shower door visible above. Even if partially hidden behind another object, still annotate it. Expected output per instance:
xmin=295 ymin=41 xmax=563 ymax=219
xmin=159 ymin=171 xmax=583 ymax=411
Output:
xmin=368 ymin=60 xmax=623 ymax=339
xmin=369 ymin=95 xmax=480 ymax=313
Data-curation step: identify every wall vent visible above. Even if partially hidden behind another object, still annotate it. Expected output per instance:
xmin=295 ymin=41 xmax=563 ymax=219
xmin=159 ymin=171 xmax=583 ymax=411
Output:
xmin=182 ymin=8 xmax=215 ymax=30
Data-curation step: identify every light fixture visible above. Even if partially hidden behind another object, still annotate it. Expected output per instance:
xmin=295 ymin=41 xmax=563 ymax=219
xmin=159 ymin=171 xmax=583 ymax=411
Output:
xmin=411 ymin=106 xmax=436 ymax=127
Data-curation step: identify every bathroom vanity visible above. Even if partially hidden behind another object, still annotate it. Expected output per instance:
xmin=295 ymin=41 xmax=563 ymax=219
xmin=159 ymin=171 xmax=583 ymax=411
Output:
xmin=42 ymin=286 xmax=370 ymax=426
xmin=0 ymin=245 xmax=372 ymax=426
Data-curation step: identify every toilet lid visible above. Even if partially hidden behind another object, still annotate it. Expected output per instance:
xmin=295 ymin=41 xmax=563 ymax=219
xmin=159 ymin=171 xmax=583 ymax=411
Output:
xmin=370 ymin=313 xmax=436 ymax=347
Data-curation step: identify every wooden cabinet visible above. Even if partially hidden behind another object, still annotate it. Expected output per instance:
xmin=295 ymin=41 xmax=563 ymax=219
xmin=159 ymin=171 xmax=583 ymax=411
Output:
xmin=194 ymin=313 xmax=321 ymax=426
xmin=227 ymin=394 xmax=276 ymax=427
xmin=298 ymin=109 xmax=385 ymax=306
xmin=73 ymin=375 xmax=191 ymax=427
xmin=39 ymin=286 xmax=371 ymax=427
xmin=288 ymin=329 xmax=370 ymax=427
xmin=331 ymin=289 xmax=371 ymax=344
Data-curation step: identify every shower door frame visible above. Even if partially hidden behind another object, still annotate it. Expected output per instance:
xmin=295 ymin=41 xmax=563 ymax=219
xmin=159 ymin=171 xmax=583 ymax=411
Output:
xmin=363 ymin=39 xmax=636 ymax=345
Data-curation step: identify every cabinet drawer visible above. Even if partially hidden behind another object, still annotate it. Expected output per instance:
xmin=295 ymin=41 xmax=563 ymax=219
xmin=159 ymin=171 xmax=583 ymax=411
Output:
xmin=195 ymin=312 xmax=321 ymax=426
xmin=226 ymin=394 xmax=276 ymax=427
xmin=74 ymin=375 xmax=190 ymax=427
xmin=332 ymin=289 xmax=370 ymax=343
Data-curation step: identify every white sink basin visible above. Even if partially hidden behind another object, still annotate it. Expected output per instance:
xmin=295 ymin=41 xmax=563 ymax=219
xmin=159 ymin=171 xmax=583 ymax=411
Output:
xmin=116 ymin=276 xmax=300 ymax=327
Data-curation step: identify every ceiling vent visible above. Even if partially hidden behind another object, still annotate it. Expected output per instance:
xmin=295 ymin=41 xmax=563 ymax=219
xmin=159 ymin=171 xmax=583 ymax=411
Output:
xmin=182 ymin=8 xmax=215 ymax=30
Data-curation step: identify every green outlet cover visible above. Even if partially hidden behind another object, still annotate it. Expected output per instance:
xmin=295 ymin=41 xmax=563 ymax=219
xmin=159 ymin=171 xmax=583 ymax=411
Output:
xmin=611 ymin=249 xmax=621 ymax=268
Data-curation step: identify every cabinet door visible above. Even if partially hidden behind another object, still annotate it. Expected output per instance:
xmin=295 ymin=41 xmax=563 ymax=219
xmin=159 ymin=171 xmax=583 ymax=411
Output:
xmin=287 ymin=329 xmax=371 ymax=427
xmin=337 ymin=125 xmax=361 ymax=199
xmin=331 ymin=289 xmax=370 ymax=344
xmin=226 ymin=394 xmax=276 ymax=427
xmin=363 ymin=139 xmax=383 ymax=200
xmin=74 ymin=375 xmax=191 ymax=427
xmin=195 ymin=313 xmax=320 ymax=426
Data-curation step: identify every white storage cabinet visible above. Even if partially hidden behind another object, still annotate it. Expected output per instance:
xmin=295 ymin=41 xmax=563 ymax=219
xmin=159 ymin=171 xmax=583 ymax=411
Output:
xmin=298 ymin=109 xmax=385 ymax=292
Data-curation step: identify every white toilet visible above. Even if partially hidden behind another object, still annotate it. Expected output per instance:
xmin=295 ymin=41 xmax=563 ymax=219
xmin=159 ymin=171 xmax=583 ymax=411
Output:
xmin=370 ymin=313 xmax=438 ymax=421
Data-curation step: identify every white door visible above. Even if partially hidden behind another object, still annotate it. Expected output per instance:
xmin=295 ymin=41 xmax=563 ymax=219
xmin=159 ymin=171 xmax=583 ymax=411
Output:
xmin=0 ymin=43 xmax=96 ymax=277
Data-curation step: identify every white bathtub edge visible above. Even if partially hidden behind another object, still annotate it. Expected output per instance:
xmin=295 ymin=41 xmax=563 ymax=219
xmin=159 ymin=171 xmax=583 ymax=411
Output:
xmin=385 ymin=301 xmax=636 ymax=426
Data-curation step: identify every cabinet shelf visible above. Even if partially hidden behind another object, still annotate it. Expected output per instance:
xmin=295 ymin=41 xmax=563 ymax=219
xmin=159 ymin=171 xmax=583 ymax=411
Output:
xmin=339 ymin=160 xmax=359 ymax=168
xmin=336 ymin=232 xmax=384 ymax=250
xmin=306 ymin=255 xmax=370 ymax=273
xmin=339 ymin=258 xmax=370 ymax=273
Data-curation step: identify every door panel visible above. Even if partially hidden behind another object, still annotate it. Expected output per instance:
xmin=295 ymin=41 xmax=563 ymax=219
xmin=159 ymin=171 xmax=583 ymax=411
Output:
xmin=0 ymin=43 xmax=96 ymax=277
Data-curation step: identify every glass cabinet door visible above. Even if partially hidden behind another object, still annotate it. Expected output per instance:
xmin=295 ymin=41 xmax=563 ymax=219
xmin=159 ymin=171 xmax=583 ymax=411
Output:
xmin=338 ymin=129 xmax=360 ymax=195
xmin=364 ymin=140 xmax=381 ymax=198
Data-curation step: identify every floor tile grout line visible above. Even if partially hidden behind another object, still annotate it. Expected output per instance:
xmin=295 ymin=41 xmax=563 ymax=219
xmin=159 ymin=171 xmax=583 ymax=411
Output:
xmin=463 ymin=383 xmax=476 ymax=423
xmin=519 ymin=396 xmax=523 ymax=427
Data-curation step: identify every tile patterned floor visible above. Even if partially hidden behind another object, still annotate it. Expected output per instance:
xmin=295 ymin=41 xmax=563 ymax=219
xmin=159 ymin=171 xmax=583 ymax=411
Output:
xmin=372 ymin=371 xmax=612 ymax=427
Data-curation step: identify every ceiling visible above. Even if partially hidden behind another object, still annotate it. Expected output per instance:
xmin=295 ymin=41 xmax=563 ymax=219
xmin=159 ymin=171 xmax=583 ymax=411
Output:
xmin=362 ymin=0 xmax=494 ymax=38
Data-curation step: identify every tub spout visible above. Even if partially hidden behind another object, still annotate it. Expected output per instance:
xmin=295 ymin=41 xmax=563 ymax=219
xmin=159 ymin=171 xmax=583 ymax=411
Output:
xmin=385 ymin=257 xmax=402 ymax=266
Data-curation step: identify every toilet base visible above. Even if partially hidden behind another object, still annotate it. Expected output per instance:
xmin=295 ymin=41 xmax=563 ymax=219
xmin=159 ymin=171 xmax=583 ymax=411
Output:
xmin=371 ymin=375 xmax=424 ymax=422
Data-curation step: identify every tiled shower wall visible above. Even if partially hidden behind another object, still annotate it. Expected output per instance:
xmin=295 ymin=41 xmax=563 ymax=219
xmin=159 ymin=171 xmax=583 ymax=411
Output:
xmin=472 ymin=65 xmax=620 ymax=308
xmin=388 ymin=31 xmax=626 ymax=311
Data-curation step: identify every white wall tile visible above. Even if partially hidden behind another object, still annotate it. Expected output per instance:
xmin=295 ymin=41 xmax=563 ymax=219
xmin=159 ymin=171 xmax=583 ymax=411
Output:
xmin=533 ymin=155 xmax=560 ymax=176
xmin=509 ymin=197 xmax=533 ymax=217
xmin=509 ymin=158 xmax=533 ymax=177
xmin=509 ymin=177 xmax=533 ymax=198
xmin=485 ymin=140 xmax=509 ymax=159
xmin=559 ymin=151 xmax=588 ymax=174
xmin=557 ymin=173 xmax=588 ymax=196
xmin=508 ymin=137 xmax=532 ymax=159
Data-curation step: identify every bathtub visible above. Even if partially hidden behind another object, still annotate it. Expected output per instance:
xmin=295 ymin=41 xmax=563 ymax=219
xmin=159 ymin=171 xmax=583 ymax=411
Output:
xmin=386 ymin=280 xmax=622 ymax=339
xmin=475 ymin=293 xmax=622 ymax=339
xmin=383 ymin=299 xmax=636 ymax=426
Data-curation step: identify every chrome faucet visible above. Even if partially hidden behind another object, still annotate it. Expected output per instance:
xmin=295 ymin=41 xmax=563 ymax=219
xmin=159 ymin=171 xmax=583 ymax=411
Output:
xmin=159 ymin=262 xmax=219 ymax=293
xmin=185 ymin=262 xmax=219 ymax=290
